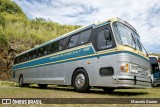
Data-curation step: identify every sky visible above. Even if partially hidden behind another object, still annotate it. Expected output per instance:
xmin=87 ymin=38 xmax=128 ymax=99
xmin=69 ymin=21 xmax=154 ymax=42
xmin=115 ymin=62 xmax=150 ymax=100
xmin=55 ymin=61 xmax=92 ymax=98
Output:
xmin=13 ymin=0 xmax=160 ymax=53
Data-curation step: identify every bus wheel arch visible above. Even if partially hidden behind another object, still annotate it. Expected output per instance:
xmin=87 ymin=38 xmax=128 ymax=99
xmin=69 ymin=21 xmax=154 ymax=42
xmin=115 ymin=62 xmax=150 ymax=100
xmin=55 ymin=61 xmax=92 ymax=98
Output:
xmin=72 ymin=68 xmax=91 ymax=93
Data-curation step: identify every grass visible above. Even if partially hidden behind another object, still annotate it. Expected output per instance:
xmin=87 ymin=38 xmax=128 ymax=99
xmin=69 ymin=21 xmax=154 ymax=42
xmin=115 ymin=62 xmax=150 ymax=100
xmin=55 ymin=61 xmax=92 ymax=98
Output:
xmin=1 ymin=82 xmax=160 ymax=106
xmin=0 ymin=84 xmax=159 ymax=98
xmin=0 ymin=81 xmax=160 ymax=98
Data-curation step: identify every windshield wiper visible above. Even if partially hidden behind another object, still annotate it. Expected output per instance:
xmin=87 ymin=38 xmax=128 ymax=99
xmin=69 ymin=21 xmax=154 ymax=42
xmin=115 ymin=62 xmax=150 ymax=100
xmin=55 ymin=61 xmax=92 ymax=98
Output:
xmin=139 ymin=42 xmax=149 ymax=57
xmin=131 ymin=33 xmax=136 ymax=50
xmin=131 ymin=33 xmax=149 ymax=57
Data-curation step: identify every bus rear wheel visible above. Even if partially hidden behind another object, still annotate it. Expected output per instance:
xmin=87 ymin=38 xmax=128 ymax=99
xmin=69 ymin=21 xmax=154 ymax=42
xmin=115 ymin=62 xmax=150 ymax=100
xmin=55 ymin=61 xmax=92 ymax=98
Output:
xmin=102 ymin=87 xmax=115 ymax=94
xmin=72 ymin=69 xmax=90 ymax=93
xmin=38 ymin=84 xmax=48 ymax=88
xmin=19 ymin=75 xmax=25 ymax=87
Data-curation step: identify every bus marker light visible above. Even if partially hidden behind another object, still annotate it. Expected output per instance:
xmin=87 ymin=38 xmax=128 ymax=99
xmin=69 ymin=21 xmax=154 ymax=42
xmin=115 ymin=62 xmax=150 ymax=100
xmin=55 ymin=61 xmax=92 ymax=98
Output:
xmin=125 ymin=64 xmax=129 ymax=72
xmin=120 ymin=66 xmax=124 ymax=70
xmin=87 ymin=62 xmax=91 ymax=64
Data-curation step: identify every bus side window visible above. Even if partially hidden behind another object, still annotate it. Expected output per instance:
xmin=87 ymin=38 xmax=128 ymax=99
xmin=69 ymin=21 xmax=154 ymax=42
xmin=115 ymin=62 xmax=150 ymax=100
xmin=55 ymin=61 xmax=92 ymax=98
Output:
xmin=67 ymin=34 xmax=80 ymax=48
xmin=32 ymin=50 xmax=37 ymax=58
xmin=59 ymin=38 xmax=68 ymax=51
xmin=50 ymin=41 xmax=59 ymax=53
xmin=38 ymin=48 xmax=43 ymax=57
xmin=16 ymin=57 xmax=20 ymax=63
xmin=78 ymin=29 xmax=91 ymax=45
xmin=14 ymin=57 xmax=18 ymax=64
xmin=45 ymin=44 xmax=51 ymax=55
xmin=98 ymin=29 xmax=113 ymax=50
xmin=23 ymin=55 xmax=25 ymax=61
xmin=24 ymin=55 xmax=27 ymax=61
xmin=20 ymin=55 xmax=23 ymax=62
xmin=28 ymin=52 xmax=32 ymax=60
xmin=59 ymin=40 xmax=64 ymax=51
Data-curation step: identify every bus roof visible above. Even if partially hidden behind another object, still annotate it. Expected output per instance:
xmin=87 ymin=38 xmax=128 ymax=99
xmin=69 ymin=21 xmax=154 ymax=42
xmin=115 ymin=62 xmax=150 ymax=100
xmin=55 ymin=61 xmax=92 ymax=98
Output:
xmin=16 ymin=17 xmax=135 ymax=57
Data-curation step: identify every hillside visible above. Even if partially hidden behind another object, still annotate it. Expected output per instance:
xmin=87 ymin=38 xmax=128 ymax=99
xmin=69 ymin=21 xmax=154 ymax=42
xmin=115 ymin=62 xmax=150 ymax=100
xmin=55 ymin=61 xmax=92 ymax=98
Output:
xmin=0 ymin=0 xmax=80 ymax=80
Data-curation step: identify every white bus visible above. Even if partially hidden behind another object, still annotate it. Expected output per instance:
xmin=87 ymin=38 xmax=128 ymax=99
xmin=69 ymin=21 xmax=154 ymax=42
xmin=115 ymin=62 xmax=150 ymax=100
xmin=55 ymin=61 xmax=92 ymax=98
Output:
xmin=12 ymin=17 xmax=151 ymax=93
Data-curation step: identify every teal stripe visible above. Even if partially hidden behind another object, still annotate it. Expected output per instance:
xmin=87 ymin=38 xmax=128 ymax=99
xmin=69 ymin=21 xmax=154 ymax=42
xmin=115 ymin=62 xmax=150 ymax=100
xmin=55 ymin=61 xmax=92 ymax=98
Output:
xmin=13 ymin=50 xmax=149 ymax=71
xmin=13 ymin=46 xmax=95 ymax=70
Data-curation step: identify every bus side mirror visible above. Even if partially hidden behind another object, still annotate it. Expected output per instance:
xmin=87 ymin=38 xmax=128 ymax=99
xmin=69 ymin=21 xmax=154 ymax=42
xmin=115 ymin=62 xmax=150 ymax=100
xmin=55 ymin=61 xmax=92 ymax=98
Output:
xmin=104 ymin=29 xmax=112 ymax=42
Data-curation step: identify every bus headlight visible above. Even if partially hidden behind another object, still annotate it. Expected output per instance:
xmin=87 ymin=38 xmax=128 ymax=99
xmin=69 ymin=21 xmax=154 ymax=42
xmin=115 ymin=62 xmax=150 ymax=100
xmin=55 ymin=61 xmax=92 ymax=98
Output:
xmin=130 ymin=64 xmax=138 ymax=73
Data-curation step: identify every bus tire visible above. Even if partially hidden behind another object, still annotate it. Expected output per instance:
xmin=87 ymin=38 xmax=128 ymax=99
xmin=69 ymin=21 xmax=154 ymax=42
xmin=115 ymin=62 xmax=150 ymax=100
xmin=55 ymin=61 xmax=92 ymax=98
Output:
xmin=72 ymin=69 xmax=90 ymax=93
xmin=152 ymin=83 xmax=157 ymax=87
xmin=19 ymin=75 xmax=25 ymax=87
xmin=38 ymin=84 xmax=48 ymax=88
xmin=102 ymin=87 xmax=115 ymax=94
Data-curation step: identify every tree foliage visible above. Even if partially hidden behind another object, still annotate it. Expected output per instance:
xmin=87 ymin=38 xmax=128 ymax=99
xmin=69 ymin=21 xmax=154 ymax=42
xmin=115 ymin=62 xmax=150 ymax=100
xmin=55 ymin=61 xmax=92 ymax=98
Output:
xmin=0 ymin=0 xmax=81 ymax=53
xmin=0 ymin=0 xmax=25 ymax=16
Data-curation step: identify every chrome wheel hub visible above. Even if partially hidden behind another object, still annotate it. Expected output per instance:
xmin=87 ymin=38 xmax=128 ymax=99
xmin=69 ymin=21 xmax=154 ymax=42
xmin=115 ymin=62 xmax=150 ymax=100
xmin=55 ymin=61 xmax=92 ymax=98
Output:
xmin=75 ymin=73 xmax=85 ymax=87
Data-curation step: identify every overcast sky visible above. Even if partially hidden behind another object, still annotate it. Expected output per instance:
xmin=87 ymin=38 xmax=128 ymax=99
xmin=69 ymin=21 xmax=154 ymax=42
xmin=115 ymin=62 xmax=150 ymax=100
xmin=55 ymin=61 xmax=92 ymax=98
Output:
xmin=13 ymin=0 xmax=160 ymax=53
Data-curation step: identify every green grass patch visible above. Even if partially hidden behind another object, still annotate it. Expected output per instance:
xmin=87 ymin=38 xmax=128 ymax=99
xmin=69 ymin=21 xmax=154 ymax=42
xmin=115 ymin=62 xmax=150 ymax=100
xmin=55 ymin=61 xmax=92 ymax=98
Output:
xmin=1 ymin=83 xmax=160 ymax=106
xmin=0 ymin=83 xmax=160 ymax=98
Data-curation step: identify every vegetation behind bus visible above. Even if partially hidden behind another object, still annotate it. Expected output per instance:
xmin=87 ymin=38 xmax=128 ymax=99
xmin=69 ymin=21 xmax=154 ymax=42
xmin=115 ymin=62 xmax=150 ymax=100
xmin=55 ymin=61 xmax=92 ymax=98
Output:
xmin=0 ymin=0 xmax=81 ymax=80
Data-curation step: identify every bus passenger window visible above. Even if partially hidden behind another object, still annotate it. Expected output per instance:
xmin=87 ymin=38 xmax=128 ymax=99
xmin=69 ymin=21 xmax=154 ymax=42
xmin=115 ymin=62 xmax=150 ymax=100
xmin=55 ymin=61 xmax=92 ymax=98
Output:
xmin=98 ymin=29 xmax=113 ymax=50
xmin=24 ymin=57 xmax=27 ymax=61
xmin=43 ymin=44 xmax=51 ymax=55
xmin=59 ymin=39 xmax=64 ymax=51
xmin=67 ymin=34 xmax=80 ymax=48
xmin=16 ymin=57 xmax=20 ymax=63
xmin=20 ymin=56 xmax=24 ymax=62
xmin=59 ymin=38 xmax=68 ymax=51
xmin=50 ymin=41 xmax=59 ymax=53
xmin=14 ymin=57 xmax=18 ymax=64
xmin=78 ymin=29 xmax=91 ymax=45
xmin=38 ymin=47 xmax=44 ymax=57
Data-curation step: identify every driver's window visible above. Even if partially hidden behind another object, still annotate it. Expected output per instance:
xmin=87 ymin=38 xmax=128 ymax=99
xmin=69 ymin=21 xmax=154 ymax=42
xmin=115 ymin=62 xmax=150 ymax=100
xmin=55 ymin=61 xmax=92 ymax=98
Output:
xmin=98 ymin=29 xmax=113 ymax=50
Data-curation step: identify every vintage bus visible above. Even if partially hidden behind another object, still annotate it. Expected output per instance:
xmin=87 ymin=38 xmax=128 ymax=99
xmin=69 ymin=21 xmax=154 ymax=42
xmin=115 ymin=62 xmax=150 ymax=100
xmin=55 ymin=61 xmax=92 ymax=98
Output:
xmin=12 ymin=17 xmax=151 ymax=93
xmin=149 ymin=55 xmax=160 ymax=87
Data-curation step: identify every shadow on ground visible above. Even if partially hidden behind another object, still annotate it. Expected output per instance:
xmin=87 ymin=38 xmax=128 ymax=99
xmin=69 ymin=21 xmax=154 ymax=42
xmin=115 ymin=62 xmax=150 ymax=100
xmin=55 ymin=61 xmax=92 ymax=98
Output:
xmin=24 ymin=85 xmax=149 ymax=96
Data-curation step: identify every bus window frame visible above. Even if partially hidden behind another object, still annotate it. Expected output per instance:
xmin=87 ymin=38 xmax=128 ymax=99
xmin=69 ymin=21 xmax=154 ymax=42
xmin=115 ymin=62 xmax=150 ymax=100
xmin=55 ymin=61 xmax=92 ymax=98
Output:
xmin=94 ymin=24 xmax=116 ymax=51
xmin=13 ymin=28 xmax=93 ymax=65
xmin=66 ymin=28 xmax=93 ymax=50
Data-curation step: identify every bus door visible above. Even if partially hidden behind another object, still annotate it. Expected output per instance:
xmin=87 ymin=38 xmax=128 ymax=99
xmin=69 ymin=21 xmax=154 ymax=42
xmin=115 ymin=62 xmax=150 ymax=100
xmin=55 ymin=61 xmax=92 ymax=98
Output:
xmin=92 ymin=24 xmax=116 ymax=85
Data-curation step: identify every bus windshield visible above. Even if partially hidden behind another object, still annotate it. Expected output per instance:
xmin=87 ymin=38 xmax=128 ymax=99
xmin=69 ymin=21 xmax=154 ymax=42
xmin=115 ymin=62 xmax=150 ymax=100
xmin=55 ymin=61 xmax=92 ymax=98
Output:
xmin=113 ymin=22 xmax=147 ymax=55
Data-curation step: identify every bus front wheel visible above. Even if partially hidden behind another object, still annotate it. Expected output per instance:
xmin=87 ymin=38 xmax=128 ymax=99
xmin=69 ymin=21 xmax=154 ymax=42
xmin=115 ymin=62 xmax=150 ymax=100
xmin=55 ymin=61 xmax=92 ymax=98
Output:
xmin=72 ymin=69 xmax=90 ymax=93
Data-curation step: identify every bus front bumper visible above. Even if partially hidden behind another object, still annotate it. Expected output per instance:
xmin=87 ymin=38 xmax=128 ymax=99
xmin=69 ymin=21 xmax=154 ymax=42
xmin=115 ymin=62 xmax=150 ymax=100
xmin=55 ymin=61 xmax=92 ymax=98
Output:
xmin=113 ymin=75 xmax=151 ymax=88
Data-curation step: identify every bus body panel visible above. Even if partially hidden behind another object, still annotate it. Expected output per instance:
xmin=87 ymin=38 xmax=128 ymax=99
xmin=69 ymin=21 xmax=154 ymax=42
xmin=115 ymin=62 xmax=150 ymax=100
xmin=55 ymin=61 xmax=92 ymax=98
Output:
xmin=12 ymin=44 xmax=151 ymax=88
